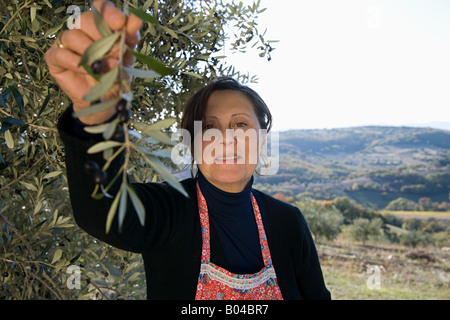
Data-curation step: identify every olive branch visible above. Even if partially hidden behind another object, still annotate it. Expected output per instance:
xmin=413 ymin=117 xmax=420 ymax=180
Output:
xmin=74 ymin=2 xmax=188 ymax=234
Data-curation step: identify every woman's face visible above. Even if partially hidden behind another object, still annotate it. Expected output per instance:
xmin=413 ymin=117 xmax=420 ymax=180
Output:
xmin=195 ymin=90 xmax=262 ymax=193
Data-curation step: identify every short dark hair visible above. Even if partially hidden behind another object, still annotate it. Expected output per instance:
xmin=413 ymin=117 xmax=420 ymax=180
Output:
xmin=180 ymin=77 xmax=272 ymax=146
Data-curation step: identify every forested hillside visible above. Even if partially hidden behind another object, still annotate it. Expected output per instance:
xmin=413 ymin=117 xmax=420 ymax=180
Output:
xmin=255 ymin=126 xmax=450 ymax=210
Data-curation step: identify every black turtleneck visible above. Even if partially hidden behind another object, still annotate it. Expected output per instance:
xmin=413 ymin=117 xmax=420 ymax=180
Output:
xmin=197 ymin=171 xmax=266 ymax=274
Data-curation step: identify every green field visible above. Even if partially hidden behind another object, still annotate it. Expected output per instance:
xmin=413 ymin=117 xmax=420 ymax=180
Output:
xmin=380 ymin=210 xmax=450 ymax=220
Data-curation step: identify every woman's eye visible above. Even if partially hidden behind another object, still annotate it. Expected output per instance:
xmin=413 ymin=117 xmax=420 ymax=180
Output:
xmin=203 ymin=124 xmax=214 ymax=130
xmin=234 ymin=122 xmax=248 ymax=128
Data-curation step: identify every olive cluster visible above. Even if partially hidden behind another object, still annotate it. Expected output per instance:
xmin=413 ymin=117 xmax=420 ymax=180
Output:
xmin=90 ymin=60 xmax=132 ymax=127
xmin=82 ymin=59 xmax=136 ymax=186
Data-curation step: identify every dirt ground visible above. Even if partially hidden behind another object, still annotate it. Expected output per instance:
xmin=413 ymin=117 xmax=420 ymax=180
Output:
xmin=317 ymin=238 xmax=450 ymax=300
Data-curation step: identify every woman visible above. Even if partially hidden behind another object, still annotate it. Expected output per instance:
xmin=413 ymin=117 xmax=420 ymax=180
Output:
xmin=45 ymin=0 xmax=330 ymax=300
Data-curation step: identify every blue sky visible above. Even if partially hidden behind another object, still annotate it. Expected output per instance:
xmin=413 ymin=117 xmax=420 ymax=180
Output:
xmin=224 ymin=0 xmax=450 ymax=131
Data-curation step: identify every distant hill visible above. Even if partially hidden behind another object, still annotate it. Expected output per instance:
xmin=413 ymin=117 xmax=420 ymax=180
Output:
xmin=404 ymin=122 xmax=450 ymax=132
xmin=254 ymin=126 xmax=450 ymax=210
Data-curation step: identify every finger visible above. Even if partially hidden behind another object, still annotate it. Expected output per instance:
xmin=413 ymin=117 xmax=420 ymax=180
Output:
xmin=94 ymin=0 xmax=126 ymax=32
xmin=103 ymin=56 xmax=119 ymax=73
xmin=78 ymin=12 xmax=101 ymax=41
xmin=79 ymin=1 xmax=126 ymax=41
xmin=58 ymin=29 xmax=94 ymax=56
xmin=122 ymin=50 xmax=136 ymax=68
xmin=122 ymin=33 xmax=139 ymax=68
xmin=45 ymin=42 xmax=87 ymax=74
xmin=121 ymin=15 xmax=142 ymax=67
xmin=126 ymin=14 xmax=142 ymax=49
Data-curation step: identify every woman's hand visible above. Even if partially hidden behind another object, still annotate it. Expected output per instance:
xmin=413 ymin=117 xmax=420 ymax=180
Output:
xmin=45 ymin=0 xmax=142 ymax=125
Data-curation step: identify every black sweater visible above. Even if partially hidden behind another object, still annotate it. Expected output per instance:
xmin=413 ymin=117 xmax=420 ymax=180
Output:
xmin=57 ymin=107 xmax=331 ymax=300
xmin=196 ymin=170 xmax=268 ymax=275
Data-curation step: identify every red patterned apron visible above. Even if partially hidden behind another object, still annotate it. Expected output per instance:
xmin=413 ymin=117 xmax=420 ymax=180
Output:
xmin=195 ymin=182 xmax=283 ymax=300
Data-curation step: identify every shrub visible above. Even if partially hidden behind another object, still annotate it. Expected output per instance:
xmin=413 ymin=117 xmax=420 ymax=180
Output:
xmin=399 ymin=230 xmax=434 ymax=248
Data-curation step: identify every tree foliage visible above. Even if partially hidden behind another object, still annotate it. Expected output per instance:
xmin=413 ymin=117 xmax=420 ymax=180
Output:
xmin=332 ymin=196 xmax=381 ymax=224
xmin=297 ymin=200 xmax=343 ymax=242
xmin=0 ymin=0 xmax=274 ymax=299
xmin=346 ymin=218 xmax=383 ymax=245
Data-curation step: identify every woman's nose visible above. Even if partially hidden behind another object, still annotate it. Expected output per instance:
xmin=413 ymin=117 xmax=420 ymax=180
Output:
xmin=220 ymin=129 xmax=236 ymax=145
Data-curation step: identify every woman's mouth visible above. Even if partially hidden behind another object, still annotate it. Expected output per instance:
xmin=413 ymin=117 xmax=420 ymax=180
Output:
xmin=215 ymin=154 xmax=239 ymax=162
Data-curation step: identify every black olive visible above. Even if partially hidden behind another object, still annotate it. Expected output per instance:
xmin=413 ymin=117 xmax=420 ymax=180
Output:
xmin=94 ymin=170 xmax=107 ymax=185
xmin=116 ymin=98 xmax=127 ymax=112
xmin=83 ymin=160 xmax=99 ymax=174
xmin=118 ymin=109 xmax=131 ymax=124
xmin=112 ymin=125 xmax=125 ymax=141
xmin=91 ymin=59 xmax=104 ymax=74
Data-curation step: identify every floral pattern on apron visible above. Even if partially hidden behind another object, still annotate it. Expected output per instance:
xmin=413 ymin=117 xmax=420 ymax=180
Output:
xmin=195 ymin=182 xmax=283 ymax=300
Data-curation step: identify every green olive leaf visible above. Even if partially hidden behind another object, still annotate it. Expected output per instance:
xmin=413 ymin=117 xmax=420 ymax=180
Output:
xmin=142 ymin=0 xmax=154 ymax=11
xmin=144 ymin=128 xmax=176 ymax=146
xmin=162 ymin=26 xmax=178 ymax=39
xmin=82 ymin=65 xmax=101 ymax=81
xmin=132 ymin=119 xmax=177 ymax=146
xmin=93 ymin=4 xmax=113 ymax=37
xmin=118 ymin=186 xmax=128 ymax=232
xmin=136 ymin=118 xmax=176 ymax=131
xmin=125 ymin=184 xmax=146 ymax=227
xmin=87 ymin=140 xmax=123 ymax=154
xmin=147 ymin=156 xmax=188 ymax=198
xmin=43 ymin=170 xmax=63 ymax=180
xmin=102 ymin=118 xmax=119 ymax=140
xmin=139 ymin=146 xmax=173 ymax=159
xmin=182 ymin=71 xmax=203 ymax=79
xmin=51 ymin=248 xmax=63 ymax=264
xmin=73 ymin=98 xmax=120 ymax=118
xmin=128 ymin=6 xmax=159 ymax=25
xmin=134 ymin=146 xmax=188 ymax=198
xmin=83 ymin=122 xmax=110 ymax=134
xmin=168 ymin=4 xmax=183 ymax=25
xmin=43 ymin=20 xmax=65 ymax=37
xmin=82 ymin=67 xmax=118 ymax=102
xmin=9 ymin=86 xmax=24 ymax=113
xmin=78 ymin=32 xmax=120 ymax=67
xmin=127 ymin=48 xmax=176 ymax=76
xmin=19 ymin=181 xmax=38 ymax=192
xmin=105 ymin=186 xmax=121 ymax=234
xmin=123 ymin=67 xmax=160 ymax=79
xmin=4 ymin=129 xmax=14 ymax=149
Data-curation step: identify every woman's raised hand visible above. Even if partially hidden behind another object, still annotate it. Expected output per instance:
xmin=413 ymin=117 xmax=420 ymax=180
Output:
xmin=45 ymin=0 xmax=142 ymax=125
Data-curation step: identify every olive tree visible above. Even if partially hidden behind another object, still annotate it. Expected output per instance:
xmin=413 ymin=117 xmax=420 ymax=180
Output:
xmin=297 ymin=200 xmax=344 ymax=242
xmin=0 ymin=0 xmax=274 ymax=299
xmin=346 ymin=218 xmax=383 ymax=245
